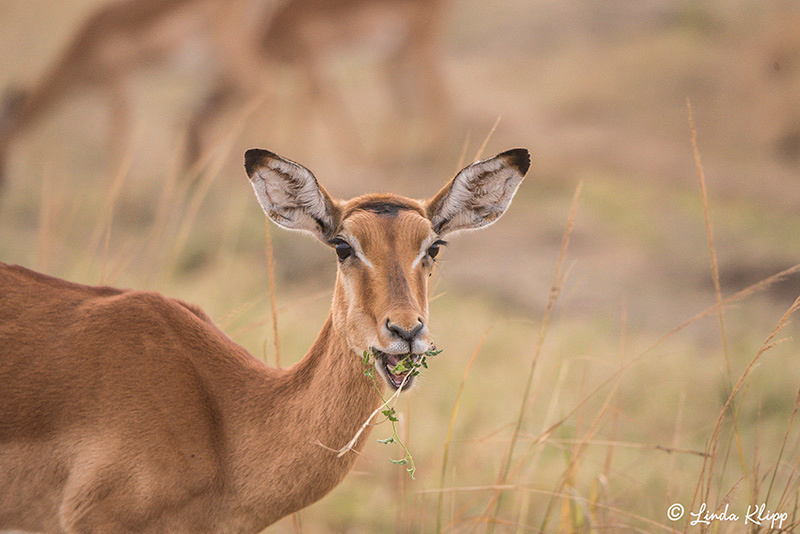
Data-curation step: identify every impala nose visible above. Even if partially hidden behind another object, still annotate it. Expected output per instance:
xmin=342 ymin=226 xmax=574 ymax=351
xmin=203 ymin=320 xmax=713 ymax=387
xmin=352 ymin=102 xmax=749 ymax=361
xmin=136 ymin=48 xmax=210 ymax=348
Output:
xmin=385 ymin=318 xmax=424 ymax=343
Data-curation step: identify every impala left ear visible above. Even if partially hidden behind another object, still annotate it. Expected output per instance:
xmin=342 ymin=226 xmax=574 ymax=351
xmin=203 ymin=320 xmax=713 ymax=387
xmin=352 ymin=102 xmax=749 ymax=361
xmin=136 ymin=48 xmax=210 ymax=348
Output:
xmin=425 ymin=148 xmax=530 ymax=236
xmin=244 ymin=148 xmax=340 ymax=242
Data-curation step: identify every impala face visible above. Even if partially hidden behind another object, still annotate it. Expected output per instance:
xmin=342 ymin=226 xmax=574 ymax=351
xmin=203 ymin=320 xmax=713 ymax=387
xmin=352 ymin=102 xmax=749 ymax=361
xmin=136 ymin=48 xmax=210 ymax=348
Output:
xmin=245 ymin=147 xmax=530 ymax=390
xmin=332 ymin=199 xmax=443 ymax=389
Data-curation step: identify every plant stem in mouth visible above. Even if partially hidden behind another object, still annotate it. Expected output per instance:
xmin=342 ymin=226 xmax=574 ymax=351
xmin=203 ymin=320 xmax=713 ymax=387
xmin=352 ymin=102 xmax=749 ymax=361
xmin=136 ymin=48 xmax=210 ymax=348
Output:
xmin=336 ymin=349 xmax=443 ymax=478
xmin=367 ymin=351 xmax=417 ymax=477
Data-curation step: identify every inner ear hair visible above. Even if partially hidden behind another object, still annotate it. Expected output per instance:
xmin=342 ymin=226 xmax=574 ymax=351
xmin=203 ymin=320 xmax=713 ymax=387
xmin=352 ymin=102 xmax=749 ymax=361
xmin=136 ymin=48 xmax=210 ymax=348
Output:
xmin=427 ymin=148 xmax=530 ymax=236
xmin=244 ymin=149 xmax=340 ymax=242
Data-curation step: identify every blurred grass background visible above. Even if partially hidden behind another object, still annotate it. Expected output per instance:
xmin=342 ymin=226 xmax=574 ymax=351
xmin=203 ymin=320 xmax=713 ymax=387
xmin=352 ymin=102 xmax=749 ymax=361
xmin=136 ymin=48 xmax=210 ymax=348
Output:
xmin=2 ymin=0 xmax=800 ymax=532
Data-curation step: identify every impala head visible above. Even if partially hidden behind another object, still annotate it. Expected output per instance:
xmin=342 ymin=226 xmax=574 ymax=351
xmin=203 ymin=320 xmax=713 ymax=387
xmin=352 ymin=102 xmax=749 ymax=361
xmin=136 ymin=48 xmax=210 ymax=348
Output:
xmin=245 ymin=148 xmax=530 ymax=390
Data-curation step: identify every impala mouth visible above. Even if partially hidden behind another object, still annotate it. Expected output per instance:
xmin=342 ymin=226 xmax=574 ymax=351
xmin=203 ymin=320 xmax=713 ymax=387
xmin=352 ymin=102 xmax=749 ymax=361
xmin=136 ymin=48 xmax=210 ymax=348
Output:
xmin=372 ymin=349 xmax=421 ymax=391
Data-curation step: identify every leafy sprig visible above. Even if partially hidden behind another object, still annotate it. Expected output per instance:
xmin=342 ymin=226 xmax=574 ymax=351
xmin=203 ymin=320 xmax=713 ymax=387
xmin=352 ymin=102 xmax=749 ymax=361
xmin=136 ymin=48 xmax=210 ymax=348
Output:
xmin=390 ymin=349 xmax=442 ymax=376
xmin=361 ymin=348 xmax=442 ymax=478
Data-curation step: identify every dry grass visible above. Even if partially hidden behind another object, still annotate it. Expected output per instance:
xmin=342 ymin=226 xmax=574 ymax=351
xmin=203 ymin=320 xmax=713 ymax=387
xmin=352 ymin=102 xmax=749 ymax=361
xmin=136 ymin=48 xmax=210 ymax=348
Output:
xmin=5 ymin=112 xmax=800 ymax=533
xmin=256 ymin=121 xmax=799 ymax=532
xmin=3 ymin=1 xmax=800 ymax=532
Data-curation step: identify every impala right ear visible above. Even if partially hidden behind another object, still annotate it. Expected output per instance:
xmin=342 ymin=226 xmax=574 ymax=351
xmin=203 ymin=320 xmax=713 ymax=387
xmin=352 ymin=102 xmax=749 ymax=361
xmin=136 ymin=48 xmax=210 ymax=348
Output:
xmin=425 ymin=148 xmax=530 ymax=236
xmin=245 ymin=149 xmax=340 ymax=242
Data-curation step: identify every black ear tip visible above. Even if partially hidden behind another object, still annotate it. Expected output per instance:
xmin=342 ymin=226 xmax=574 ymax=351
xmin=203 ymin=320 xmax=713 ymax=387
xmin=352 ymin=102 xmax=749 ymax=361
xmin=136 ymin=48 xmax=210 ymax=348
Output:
xmin=244 ymin=148 xmax=277 ymax=177
xmin=501 ymin=148 xmax=531 ymax=176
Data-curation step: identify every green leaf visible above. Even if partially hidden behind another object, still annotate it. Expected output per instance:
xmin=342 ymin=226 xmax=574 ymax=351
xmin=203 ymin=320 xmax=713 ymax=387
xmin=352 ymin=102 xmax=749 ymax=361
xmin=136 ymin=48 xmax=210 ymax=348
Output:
xmin=391 ymin=355 xmax=415 ymax=374
xmin=391 ymin=363 xmax=409 ymax=374
xmin=377 ymin=437 xmax=395 ymax=444
xmin=389 ymin=457 xmax=408 ymax=465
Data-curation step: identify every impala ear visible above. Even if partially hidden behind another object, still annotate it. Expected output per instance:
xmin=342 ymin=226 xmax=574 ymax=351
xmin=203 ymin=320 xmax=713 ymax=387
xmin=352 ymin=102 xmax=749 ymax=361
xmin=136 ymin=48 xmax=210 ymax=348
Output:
xmin=245 ymin=149 xmax=340 ymax=242
xmin=425 ymin=148 xmax=530 ymax=236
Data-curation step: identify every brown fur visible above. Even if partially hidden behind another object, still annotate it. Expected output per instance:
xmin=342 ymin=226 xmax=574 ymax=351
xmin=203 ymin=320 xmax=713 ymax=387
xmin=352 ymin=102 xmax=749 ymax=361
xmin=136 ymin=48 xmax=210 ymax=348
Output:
xmin=0 ymin=147 xmax=528 ymax=533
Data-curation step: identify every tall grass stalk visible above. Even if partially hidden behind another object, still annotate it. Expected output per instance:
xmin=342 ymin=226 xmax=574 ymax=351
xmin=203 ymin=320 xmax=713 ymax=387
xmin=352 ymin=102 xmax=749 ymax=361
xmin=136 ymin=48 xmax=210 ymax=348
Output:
xmin=264 ymin=219 xmax=282 ymax=366
xmin=464 ymin=258 xmax=800 ymax=532
xmin=166 ymin=143 xmax=226 ymax=275
xmin=769 ymin=386 xmax=800 ymax=510
xmin=167 ymin=94 xmax=262 ymax=275
xmin=687 ymin=294 xmax=800 ymax=534
xmin=142 ymin=135 xmax=187 ymax=285
xmin=397 ymin=395 xmax=411 ymax=533
xmin=485 ymin=181 xmax=582 ymax=532
xmin=103 ymin=139 xmax=183 ymax=286
xmin=686 ymin=100 xmax=732 ymax=385
xmin=455 ymin=131 xmax=471 ymax=172
xmin=668 ymin=391 xmax=687 ymax=498
xmin=35 ymin=165 xmax=55 ymax=272
xmin=687 ymin=100 xmax=749 ymax=506
xmin=435 ymin=329 xmax=489 ymax=533
xmin=535 ymin=352 xmax=625 ymax=532
xmin=472 ymin=116 xmax=501 ymax=162
xmin=421 ymin=486 xmax=675 ymax=532
xmin=88 ymin=131 xmax=137 ymax=284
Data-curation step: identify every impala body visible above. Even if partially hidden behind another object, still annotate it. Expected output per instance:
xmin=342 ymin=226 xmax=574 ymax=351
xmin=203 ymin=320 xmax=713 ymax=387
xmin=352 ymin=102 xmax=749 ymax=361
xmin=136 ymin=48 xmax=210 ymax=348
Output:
xmin=0 ymin=148 xmax=529 ymax=533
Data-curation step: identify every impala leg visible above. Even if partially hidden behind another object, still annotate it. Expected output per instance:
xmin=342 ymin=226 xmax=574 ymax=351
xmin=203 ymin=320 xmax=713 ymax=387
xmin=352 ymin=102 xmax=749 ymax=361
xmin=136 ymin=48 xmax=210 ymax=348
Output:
xmin=0 ymin=2 xmax=141 ymax=190
xmin=0 ymin=62 xmax=89 ymax=190
xmin=106 ymin=74 xmax=133 ymax=173
xmin=382 ymin=9 xmax=450 ymax=160
xmin=0 ymin=88 xmax=27 ymax=191
xmin=183 ymin=0 xmax=271 ymax=171
xmin=407 ymin=40 xmax=451 ymax=152
xmin=185 ymin=80 xmax=246 ymax=170
xmin=299 ymin=54 xmax=363 ymax=159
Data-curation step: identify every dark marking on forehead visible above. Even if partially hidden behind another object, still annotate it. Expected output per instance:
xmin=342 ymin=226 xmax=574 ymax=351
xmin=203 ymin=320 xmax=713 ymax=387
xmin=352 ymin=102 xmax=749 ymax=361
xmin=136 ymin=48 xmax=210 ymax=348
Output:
xmin=342 ymin=196 xmax=426 ymax=220
xmin=360 ymin=202 xmax=407 ymax=217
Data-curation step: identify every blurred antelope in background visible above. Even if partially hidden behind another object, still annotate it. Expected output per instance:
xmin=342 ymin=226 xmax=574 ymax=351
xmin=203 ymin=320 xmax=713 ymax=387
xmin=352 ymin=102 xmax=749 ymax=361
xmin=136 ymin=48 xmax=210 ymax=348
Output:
xmin=0 ymin=0 xmax=449 ymax=189
xmin=0 ymin=147 xmax=528 ymax=533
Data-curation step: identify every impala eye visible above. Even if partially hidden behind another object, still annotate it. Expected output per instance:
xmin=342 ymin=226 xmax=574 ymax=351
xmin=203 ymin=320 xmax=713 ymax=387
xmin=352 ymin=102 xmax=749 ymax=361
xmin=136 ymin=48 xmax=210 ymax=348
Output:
xmin=427 ymin=240 xmax=447 ymax=259
xmin=333 ymin=239 xmax=352 ymax=262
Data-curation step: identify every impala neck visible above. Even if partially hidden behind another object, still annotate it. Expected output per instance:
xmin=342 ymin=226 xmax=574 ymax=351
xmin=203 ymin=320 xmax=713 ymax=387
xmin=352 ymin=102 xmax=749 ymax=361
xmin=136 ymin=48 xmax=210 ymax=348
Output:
xmin=228 ymin=313 xmax=384 ymax=525
xmin=281 ymin=313 xmax=383 ymax=449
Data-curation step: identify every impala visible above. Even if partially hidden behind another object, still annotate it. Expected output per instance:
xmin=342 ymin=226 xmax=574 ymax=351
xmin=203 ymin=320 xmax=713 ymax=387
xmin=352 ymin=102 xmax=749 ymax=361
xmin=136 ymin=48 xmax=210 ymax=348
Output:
xmin=0 ymin=0 xmax=448 ymax=187
xmin=0 ymin=147 xmax=529 ymax=533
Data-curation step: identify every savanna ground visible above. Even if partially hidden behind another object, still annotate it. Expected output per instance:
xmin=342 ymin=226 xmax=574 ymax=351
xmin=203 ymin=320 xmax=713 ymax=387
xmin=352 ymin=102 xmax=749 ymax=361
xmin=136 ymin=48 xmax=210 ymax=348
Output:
xmin=2 ymin=1 xmax=800 ymax=532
